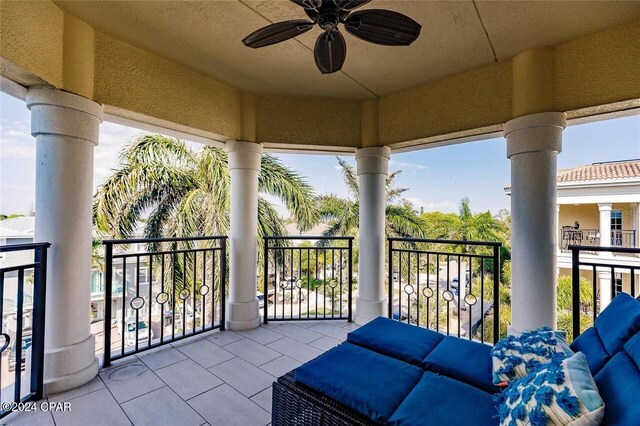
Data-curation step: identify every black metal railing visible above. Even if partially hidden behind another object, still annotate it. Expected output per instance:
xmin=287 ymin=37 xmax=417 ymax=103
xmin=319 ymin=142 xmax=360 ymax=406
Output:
xmin=611 ymin=229 xmax=637 ymax=248
xmin=571 ymin=245 xmax=640 ymax=340
xmin=263 ymin=236 xmax=353 ymax=323
xmin=561 ymin=228 xmax=599 ymax=251
xmin=388 ymin=238 xmax=501 ymax=344
xmin=102 ymin=236 xmax=226 ymax=367
xmin=0 ymin=243 xmax=49 ymax=417
xmin=561 ymin=228 xmax=638 ymax=251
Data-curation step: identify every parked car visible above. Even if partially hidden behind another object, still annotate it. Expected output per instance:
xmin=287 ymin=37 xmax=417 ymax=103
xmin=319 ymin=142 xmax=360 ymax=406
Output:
xmin=8 ymin=332 xmax=32 ymax=372
xmin=119 ymin=317 xmax=153 ymax=347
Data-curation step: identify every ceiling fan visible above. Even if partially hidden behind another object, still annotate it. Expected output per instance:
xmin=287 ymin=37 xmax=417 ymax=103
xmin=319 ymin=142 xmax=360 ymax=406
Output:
xmin=242 ymin=0 xmax=422 ymax=74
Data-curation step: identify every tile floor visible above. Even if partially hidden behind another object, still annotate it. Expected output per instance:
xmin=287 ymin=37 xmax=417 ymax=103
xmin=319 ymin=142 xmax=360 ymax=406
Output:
xmin=3 ymin=320 xmax=356 ymax=426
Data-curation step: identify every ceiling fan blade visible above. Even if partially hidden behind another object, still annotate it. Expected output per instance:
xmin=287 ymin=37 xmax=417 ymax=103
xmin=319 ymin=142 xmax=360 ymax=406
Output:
xmin=335 ymin=0 xmax=371 ymax=11
xmin=344 ymin=9 xmax=421 ymax=46
xmin=243 ymin=20 xmax=314 ymax=48
xmin=314 ymin=30 xmax=347 ymax=74
xmin=290 ymin=0 xmax=321 ymax=10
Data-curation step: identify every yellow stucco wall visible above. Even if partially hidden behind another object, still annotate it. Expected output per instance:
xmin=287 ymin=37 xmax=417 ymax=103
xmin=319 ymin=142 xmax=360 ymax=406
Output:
xmin=559 ymin=203 xmax=636 ymax=232
xmin=255 ymin=96 xmax=361 ymax=148
xmin=1 ymin=0 xmax=639 ymax=150
xmin=93 ymin=32 xmax=241 ymax=140
xmin=378 ymin=62 xmax=513 ymax=146
xmin=0 ymin=1 xmax=63 ymax=87
xmin=554 ymin=21 xmax=640 ymax=113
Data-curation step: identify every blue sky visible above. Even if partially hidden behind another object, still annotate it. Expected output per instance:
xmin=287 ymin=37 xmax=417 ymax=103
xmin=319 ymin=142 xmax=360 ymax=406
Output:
xmin=1 ymin=91 xmax=639 ymax=216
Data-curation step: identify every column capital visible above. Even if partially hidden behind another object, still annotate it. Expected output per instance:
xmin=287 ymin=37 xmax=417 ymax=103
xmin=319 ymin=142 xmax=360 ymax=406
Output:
xmin=355 ymin=146 xmax=391 ymax=175
xmin=26 ymin=85 xmax=103 ymax=146
xmin=226 ymin=140 xmax=263 ymax=171
xmin=598 ymin=203 xmax=613 ymax=211
xmin=504 ymin=112 xmax=566 ymax=158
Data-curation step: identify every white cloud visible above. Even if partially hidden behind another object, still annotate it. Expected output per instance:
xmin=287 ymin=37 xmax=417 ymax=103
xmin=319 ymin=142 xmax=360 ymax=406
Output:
xmin=406 ymin=197 xmax=457 ymax=213
xmin=389 ymin=160 xmax=427 ymax=173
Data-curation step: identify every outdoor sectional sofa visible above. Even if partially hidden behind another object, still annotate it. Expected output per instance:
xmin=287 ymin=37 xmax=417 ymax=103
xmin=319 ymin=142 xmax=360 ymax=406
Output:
xmin=272 ymin=293 xmax=640 ymax=425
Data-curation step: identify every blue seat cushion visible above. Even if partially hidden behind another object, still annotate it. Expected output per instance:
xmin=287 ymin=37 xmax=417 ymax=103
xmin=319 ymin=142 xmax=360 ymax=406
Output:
xmin=387 ymin=371 xmax=499 ymax=426
xmin=594 ymin=293 xmax=640 ymax=355
xmin=347 ymin=317 xmax=444 ymax=365
xmin=294 ymin=342 xmax=423 ymax=423
xmin=570 ymin=326 xmax=610 ymax=375
xmin=422 ymin=335 xmax=500 ymax=394
xmin=594 ymin=333 xmax=640 ymax=426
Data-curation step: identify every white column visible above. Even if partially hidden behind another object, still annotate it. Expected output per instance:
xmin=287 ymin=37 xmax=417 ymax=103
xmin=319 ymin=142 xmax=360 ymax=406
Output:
xmin=355 ymin=147 xmax=390 ymax=325
xmin=26 ymin=86 xmax=102 ymax=394
xmin=598 ymin=203 xmax=613 ymax=309
xmin=505 ymin=112 xmax=565 ymax=333
xmin=226 ymin=140 xmax=262 ymax=330
xmin=598 ymin=203 xmax=612 ymax=250
xmin=598 ymin=271 xmax=612 ymax=312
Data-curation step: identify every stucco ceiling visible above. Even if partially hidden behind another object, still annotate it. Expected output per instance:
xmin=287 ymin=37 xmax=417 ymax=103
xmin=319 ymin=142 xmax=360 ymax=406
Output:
xmin=54 ymin=0 xmax=640 ymax=99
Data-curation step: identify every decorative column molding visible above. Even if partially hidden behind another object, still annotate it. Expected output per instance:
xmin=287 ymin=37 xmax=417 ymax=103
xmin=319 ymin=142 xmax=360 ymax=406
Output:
xmin=26 ymin=85 xmax=102 ymax=394
xmin=598 ymin=203 xmax=613 ymax=249
xmin=355 ymin=146 xmax=390 ymax=325
xmin=505 ymin=112 xmax=566 ymax=334
xmin=226 ymin=140 xmax=262 ymax=330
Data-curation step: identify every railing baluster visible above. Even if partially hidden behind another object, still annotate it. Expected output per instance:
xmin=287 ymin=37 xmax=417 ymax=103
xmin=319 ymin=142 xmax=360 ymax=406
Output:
xmin=100 ymin=237 xmax=225 ymax=362
xmin=14 ymin=269 xmax=25 ymax=402
xmin=103 ymin=243 xmax=113 ymax=367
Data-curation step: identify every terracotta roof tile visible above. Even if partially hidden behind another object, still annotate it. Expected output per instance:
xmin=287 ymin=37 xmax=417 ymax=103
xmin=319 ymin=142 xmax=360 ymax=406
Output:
xmin=557 ymin=160 xmax=640 ymax=183
xmin=504 ymin=159 xmax=640 ymax=190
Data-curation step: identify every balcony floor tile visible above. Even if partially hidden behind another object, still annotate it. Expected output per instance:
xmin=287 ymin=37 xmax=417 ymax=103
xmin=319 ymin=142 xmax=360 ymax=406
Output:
xmin=121 ymin=387 xmax=204 ymax=426
xmin=155 ymin=359 xmax=223 ymax=400
xmin=52 ymin=388 xmax=131 ymax=426
xmin=209 ymin=358 xmax=275 ymax=398
xmin=6 ymin=320 xmax=348 ymax=426
xmin=188 ymin=384 xmax=270 ymax=426
xmin=223 ymin=338 xmax=281 ymax=366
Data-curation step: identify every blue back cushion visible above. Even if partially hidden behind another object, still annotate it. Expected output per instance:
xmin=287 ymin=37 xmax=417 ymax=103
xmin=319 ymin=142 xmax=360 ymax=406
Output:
xmin=387 ymin=371 xmax=499 ymax=426
xmin=422 ymin=336 xmax=500 ymax=394
xmin=594 ymin=333 xmax=640 ymax=426
xmin=347 ymin=316 xmax=444 ymax=364
xmin=570 ymin=326 xmax=610 ymax=375
xmin=594 ymin=293 xmax=640 ymax=355
xmin=294 ymin=342 xmax=423 ymax=423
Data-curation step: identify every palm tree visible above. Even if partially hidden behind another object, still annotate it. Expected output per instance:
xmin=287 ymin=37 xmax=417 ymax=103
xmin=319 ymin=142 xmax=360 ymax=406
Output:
xmin=94 ymin=134 xmax=318 ymax=240
xmin=317 ymin=157 xmax=425 ymax=239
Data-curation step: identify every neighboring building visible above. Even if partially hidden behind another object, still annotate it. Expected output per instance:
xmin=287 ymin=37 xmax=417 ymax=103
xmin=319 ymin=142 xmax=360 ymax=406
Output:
xmin=507 ymin=159 xmax=640 ymax=311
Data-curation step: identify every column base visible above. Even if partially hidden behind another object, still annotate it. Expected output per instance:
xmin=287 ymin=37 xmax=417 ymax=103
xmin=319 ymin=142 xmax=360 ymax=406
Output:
xmin=43 ymin=334 xmax=98 ymax=395
xmin=226 ymin=300 xmax=260 ymax=331
xmin=354 ymin=298 xmax=387 ymax=325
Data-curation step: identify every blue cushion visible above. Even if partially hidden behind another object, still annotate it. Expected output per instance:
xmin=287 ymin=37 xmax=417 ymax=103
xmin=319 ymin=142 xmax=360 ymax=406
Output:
xmin=422 ymin=336 xmax=500 ymax=394
xmin=294 ymin=342 xmax=423 ymax=423
xmin=595 ymin=334 xmax=640 ymax=426
xmin=594 ymin=293 xmax=640 ymax=355
xmin=498 ymin=352 xmax=604 ymax=426
xmin=387 ymin=371 xmax=499 ymax=426
xmin=623 ymin=330 xmax=640 ymax=369
xmin=570 ymin=327 xmax=610 ymax=375
xmin=347 ymin=317 xmax=444 ymax=364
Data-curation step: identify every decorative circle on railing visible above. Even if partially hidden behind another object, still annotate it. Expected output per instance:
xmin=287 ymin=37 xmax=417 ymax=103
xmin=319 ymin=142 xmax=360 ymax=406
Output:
xmin=179 ymin=289 xmax=190 ymax=300
xmin=328 ymin=279 xmax=339 ymax=289
xmin=294 ymin=280 xmax=303 ymax=289
xmin=464 ymin=294 xmax=478 ymax=306
xmin=279 ymin=280 xmax=289 ymax=290
xmin=199 ymin=285 xmax=210 ymax=296
xmin=130 ymin=297 xmax=145 ymax=310
xmin=404 ymin=284 xmax=414 ymax=295
xmin=0 ymin=333 xmax=10 ymax=353
xmin=422 ymin=287 xmax=434 ymax=298
xmin=156 ymin=292 xmax=170 ymax=304
xmin=442 ymin=290 xmax=455 ymax=302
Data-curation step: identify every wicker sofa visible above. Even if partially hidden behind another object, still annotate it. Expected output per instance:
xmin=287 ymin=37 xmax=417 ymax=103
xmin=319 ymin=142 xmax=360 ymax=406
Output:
xmin=272 ymin=293 xmax=640 ymax=426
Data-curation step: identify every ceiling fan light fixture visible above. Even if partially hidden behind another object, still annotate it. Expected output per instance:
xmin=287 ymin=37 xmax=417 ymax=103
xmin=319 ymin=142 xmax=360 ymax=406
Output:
xmin=242 ymin=0 xmax=421 ymax=73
